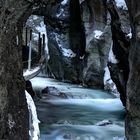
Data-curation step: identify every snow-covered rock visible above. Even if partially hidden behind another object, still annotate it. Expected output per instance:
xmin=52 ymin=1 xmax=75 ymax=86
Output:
xmin=96 ymin=120 xmax=112 ymax=126
xmin=104 ymin=67 xmax=119 ymax=96
xmin=26 ymin=15 xmax=48 ymax=54
xmin=61 ymin=0 xmax=69 ymax=5
xmin=25 ymin=91 xmax=40 ymax=140
xmin=108 ymin=43 xmax=118 ymax=64
xmin=61 ymin=48 xmax=76 ymax=58
xmin=114 ymin=0 xmax=128 ymax=10
xmin=94 ymin=30 xmax=103 ymax=39
xmin=127 ymin=32 xmax=132 ymax=39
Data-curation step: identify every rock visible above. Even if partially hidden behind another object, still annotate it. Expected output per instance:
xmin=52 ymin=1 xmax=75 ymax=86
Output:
xmin=96 ymin=120 xmax=112 ymax=126
xmin=25 ymin=80 xmax=36 ymax=98
xmin=42 ymin=86 xmax=67 ymax=98
xmin=107 ymin=0 xmax=130 ymax=106
xmin=33 ymin=0 xmax=86 ymax=83
xmin=104 ymin=66 xmax=119 ymax=96
xmin=32 ymin=0 xmax=117 ymax=90
xmin=63 ymin=133 xmax=72 ymax=139
xmin=81 ymin=0 xmax=112 ymax=88
xmin=125 ymin=0 xmax=140 ymax=139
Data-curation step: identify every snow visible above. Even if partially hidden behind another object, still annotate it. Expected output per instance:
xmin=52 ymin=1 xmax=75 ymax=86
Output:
xmin=115 ymin=0 xmax=128 ymax=10
xmin=79 ymin=0 xmax=85 ymax=4
xmin=32 ymin=32 xmax=38 ymax=41
xmin=23 ymin=66 xmax=40 ymax=77
xmin=127 ymin=32 xmax=132 ymax=39
xmin=35 ymin=21 xmax=48 ymax=54
xmin=94 ymin=30 xmax=103 ymax=39
xmin=95 ymin=120 xmax=112 ymax=126
xmin=54 ymin=33 xmax=76 ymax=58
xmin=108 ymin=43 xmax=118 ymax=64
xmin=104 ymin=67 xmax=113 ymax=85
xmin=25 ymin=91 xmax=40 ymax=140
xmin=61 ymin=48 xmax=76 ymax=57
xmin=33 ymin=15 xmax=38 ymax=20
xmin=56 ymin=9 xmax=64 ymax=17
xmin=104 ymin=66 xmax=118 ymax=96
xmin=61 ymin=0 xmax=68 ymax=5
xmin=80 ymin=55 xmax=85 ymax=60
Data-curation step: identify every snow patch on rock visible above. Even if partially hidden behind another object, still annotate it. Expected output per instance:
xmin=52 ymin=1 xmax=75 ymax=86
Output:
xmin=61 ymin=48 xmax=76 ymax=57
xmin=94 ymin=30 xmax=103 ymax=39
xmin=104 ymin=67 xmax=119 ymax=97
xmin=96 ymin=120 xmax=112 ymax=126
xmin=36 ymin=21 xmax=48 ymax=53
xmin=25 ymin=91 xmax=40 ymax=140
xmin=24 ymin=66 xmax=40 ymax=77
xmin=127 ymin=32 xmax=132 ymax=39
xmin=54 ymin=33 xmax=76 ymax=58
xmin=108 ymin=43 xmax=118 ymax=64
xmin=61 ymin=0 xmax=68 ymax=5
xmin=115 ymin=0 xmax=128 ymax=10
xmin=56 ymin=9 xmax=64 ymax=17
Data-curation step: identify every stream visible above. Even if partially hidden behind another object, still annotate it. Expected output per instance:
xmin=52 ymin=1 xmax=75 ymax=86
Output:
xmin=31 ymin=77 xmax=125 ymax=140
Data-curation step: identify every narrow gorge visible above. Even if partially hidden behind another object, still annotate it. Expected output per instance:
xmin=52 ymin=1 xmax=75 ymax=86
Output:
xmin=0 ymin=0 xmax=140 ymax=140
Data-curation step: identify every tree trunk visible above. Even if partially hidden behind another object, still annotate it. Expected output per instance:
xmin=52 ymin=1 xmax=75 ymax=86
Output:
xmin=0 ymin=1 xmax=31 ymax=139
xmin=125 ymin=0 xmax=140 ymax=139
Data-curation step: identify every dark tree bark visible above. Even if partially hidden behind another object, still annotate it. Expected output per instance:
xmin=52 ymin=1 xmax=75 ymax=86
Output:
xmin=0 ymin=1 xmax=32 ymax=139
xmin=107 ymin=0 xmax=130 ymax=107
xmin=125 ymin=0 xmax=140 ymax=139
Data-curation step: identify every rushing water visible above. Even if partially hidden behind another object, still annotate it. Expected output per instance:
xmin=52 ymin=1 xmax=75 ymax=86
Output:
xmin=31 ymin=77 xmax=125 ymax=140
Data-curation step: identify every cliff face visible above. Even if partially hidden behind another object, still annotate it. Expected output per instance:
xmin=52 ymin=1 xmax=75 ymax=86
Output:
xmin=39 ymin=0 xmax=130 ymax=94
xmin=125 ymin=0 xmax=140 ymax=139
xmin=107 ymin=0 xmax=130 ymax=106
xmin=34 ymin=0 xmax=86 ymax=83
xmin=81 ymin=0 xmax=112 ymax=88
xmin=35 ymin=0 xmax=112 ymax=88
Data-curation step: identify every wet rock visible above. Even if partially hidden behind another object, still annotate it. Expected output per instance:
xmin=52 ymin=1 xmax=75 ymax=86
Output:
xmin=42 ymin=86 xmax=67 ymax=98
xmin=96 ymin=120 xmax=112 ymax=126
xmin=63 ymin=133 xmax=72 ymax=139
xmin=25 ymin=80 xmax=36 ymax=98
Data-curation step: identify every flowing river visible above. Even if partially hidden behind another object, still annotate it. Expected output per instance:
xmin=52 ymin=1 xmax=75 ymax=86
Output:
xmin=31 ymin=77 xmax=125 ymax=140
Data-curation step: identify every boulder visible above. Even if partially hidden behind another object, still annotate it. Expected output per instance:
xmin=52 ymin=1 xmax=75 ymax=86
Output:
xmin=42 ymin=86 xmax=67 ymax=98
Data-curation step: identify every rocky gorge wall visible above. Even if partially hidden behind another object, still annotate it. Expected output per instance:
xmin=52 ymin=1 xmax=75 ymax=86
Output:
xmin=0 ymin=0 xmax=139 ymax=139
xmin=34 ymin=0 xmax=112 ymax=88
xmin=33 ymin=0 xmax=130 ymax=96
